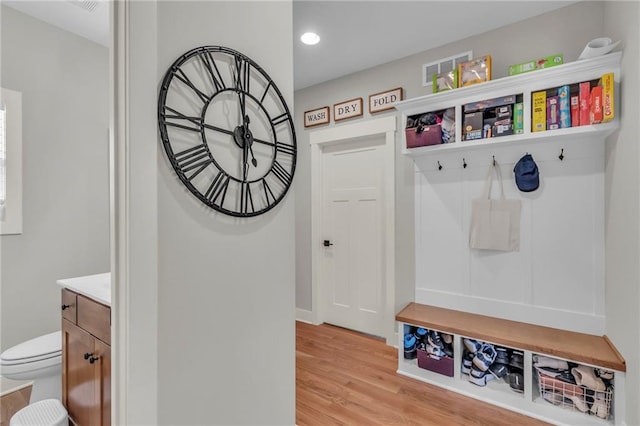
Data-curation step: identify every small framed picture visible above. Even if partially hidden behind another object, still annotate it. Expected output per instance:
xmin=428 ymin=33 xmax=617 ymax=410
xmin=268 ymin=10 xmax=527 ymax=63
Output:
xmin=334 ymin=98 xmax=363 ymax=122
xmin=458 ymin=55 xmax=492 ymax=87
xmin=304 ymin=106 xmax=330 ymax=128
xmin=433 ymin=70 xmax=458 ymax=93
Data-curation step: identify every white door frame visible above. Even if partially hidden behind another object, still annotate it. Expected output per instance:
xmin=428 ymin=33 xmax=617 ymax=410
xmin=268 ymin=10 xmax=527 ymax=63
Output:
xmin=111 ymin=1 xmax=159 ymax=424
xmin=310 ymin=115 xmax=396 ymax=344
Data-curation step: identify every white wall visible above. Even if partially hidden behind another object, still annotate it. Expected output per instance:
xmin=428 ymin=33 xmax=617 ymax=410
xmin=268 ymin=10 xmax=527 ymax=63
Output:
xmin=603 ymin=2 xmax=640 ymax=425
xmin=146 ymin=2 xmax=296 ymax=424
xmin=0 ymin=6 xmax=109 ymax=350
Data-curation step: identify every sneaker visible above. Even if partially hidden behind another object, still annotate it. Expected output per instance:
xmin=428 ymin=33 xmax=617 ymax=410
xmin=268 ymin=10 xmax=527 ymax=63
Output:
xmin=595 ymin=368 xmax=614 ymax=381
xmin=461 ymin=353 xmax=474 ymax=374
xmin=468 ymin=365 xmax=496 ymax=387
xmin=426 ymin=343 xmax=445 ymax=360
xmin=442 ymin=343 xmax=453 ymax=358
xmin=441 ymin=333 xmax=453 ymax=344
xmin=509 ymin=350 xmax=524 ymax=369
xmin=428 ymin=330 xmax=444 ymax=349
xmin=473 ymin=344 xmax=497 ymax=371
xmin=403 ymin=334 xmax=417 ymax=360
xmin=414 ymin=327 xmax=428 ymax=345
xmin=488 ymin=362 xmax=509 ymax=380
xmin=494 ymin=347 xmax=510 ymax=365
xmin=509 ymin=372 xmax=524 ymax=393
xmin=463 ymin=338 xmax=482 ymax=353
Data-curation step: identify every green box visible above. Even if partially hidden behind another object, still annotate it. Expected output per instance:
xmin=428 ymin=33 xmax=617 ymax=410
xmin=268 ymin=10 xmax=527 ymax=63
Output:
xmin=508 ymin=54 xmax=564 ymax=76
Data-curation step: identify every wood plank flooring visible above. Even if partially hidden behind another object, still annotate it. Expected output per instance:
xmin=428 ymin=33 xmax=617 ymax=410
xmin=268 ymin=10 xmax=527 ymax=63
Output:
xmin=296 ymin=322 xmax=549 ymax=426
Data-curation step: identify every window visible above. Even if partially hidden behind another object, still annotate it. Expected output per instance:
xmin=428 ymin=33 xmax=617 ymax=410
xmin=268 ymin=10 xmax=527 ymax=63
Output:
xmin=422 ymin=51 xmax=473 ymax=90
xmin=0 ymin=103 xmax=6 ymax=221
xmin=0 ymin=88 xmax=23 ymax=235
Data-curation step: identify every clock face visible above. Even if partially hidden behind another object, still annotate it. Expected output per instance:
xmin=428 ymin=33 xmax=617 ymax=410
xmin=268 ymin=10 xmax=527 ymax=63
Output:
xmin=158 ymin=46 xmax=297 ymax=217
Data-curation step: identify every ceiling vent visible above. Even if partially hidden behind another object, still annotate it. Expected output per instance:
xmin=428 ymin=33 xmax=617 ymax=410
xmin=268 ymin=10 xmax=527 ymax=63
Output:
xmin=67 ymin=0 xmax=100 ymax=13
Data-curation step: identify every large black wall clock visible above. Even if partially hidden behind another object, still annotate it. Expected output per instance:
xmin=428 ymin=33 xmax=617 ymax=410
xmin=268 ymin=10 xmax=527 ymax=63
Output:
xmin=158 ymin=46 xmax=297 ymax=217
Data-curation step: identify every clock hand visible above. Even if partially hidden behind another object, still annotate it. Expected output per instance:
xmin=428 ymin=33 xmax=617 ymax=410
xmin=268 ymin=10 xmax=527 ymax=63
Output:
xmin=242 ymin=115 xmax=258 ymax=167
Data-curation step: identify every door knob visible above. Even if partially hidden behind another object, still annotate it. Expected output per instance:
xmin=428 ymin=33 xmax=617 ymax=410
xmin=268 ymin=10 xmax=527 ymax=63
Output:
xmin=61 ymin=304 xmax=71 ymax=310
xmin=89 ymin=355 xmax=100 ymax=364
xmin=323 ymin=240 xmax=333 ymax=247
xmin=84 ymin=352 xmax=93 ymax=360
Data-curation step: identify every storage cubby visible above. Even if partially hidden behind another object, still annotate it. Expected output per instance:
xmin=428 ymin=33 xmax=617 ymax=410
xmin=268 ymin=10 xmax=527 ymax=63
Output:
xmin=533 ymin=353 xmax=615 ymax=422
xmin=459 ymin=337 xmax=524 ymax=397
xmin=396 ymin=302 xmax=626 ymax=425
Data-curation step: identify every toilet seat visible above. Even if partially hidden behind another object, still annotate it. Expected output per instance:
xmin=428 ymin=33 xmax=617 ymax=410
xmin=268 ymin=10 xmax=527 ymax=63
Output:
xmin=0 ymin=331 xmax=61 ymax=377
xmin=0 ymin=331 xmax=61 ymax=364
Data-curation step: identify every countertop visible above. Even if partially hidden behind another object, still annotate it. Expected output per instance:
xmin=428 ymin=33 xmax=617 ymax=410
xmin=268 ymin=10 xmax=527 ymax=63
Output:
xmin=57 ymin=272 xmax=111 ymax=306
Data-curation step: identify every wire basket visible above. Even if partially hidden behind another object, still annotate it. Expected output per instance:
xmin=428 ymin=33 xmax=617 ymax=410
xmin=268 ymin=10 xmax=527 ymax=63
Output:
xmin=536 ymin=367 xmax=613 ymax=421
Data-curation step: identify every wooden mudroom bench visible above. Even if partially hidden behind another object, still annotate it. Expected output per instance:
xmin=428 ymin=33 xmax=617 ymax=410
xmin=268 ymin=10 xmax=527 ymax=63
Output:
xmin=396 ymin=302 xmax=625 ymax=371
xmin=396 ymin=302 xmax=626 ymax=425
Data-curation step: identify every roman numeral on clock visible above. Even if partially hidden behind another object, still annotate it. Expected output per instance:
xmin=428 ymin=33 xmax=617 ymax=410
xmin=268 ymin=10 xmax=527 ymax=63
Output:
xmin=174 ymin=145 xmax=212 ymax=180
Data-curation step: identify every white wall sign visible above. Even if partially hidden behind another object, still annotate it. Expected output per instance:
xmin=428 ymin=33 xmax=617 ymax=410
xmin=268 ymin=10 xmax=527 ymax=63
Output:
xmin=369 ymin=87 xmax=403 ymax=113
xmin=304 ymin=106 xmax=330 ymax=128
xmin=333 ymin=98 xmax=363 ymax=122
xmin=0 ymin=88 xmax=23 ymax=235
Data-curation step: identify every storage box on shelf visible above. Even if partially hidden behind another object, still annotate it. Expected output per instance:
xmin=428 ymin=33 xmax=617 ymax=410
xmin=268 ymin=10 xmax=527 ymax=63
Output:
xmin=394 ymin=52 xmax=621 ymax=156
xmin=396 ymin=302 xmax=626 ymax=425
xmin=402 ymin=324 xmax=454 ymax=377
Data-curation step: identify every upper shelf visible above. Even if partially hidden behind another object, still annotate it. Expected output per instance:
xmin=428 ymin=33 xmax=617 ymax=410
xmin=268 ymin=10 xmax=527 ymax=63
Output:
xmin=395 ymin=52 xmax=622 ymax=157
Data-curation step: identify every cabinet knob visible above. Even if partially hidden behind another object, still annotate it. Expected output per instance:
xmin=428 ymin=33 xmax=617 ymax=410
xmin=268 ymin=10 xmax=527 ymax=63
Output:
xmin=84 ymin=352 xmax=93 ymax=360
xmin=61 ymin=304 xmax=71 ymax=310
xmin=89 ymin=355 xmax=100 ymax=364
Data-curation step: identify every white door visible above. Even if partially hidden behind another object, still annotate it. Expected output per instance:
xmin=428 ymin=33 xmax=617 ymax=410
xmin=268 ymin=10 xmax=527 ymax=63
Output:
xmin=321 ymin=137 xmax=385 ymax=337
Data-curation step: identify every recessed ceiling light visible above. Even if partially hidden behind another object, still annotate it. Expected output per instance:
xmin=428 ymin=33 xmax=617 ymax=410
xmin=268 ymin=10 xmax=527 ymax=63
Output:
xmin=301 ymin=32 xmax=320 ymax=45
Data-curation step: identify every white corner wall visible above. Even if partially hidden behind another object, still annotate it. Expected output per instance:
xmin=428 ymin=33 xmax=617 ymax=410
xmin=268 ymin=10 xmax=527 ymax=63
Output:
xmin=151 ymin=2 xmax=295 ymax=424
xmin=603 ymin=2 xmax=640 ymax=425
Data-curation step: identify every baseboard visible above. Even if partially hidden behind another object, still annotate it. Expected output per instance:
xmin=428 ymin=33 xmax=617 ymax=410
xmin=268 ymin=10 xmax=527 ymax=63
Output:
xmin=296 ymin=308 xmax=313 ymax=324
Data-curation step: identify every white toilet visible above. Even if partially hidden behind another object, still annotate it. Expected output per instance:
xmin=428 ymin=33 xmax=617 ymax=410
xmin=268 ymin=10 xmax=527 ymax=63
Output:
xmin=0 ymin=331 xmax=68 ymax=425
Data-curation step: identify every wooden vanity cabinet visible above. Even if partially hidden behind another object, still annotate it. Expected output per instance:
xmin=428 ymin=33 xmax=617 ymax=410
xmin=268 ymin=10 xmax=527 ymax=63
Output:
xmin=61 ymin=289 xmax=111 ymax=426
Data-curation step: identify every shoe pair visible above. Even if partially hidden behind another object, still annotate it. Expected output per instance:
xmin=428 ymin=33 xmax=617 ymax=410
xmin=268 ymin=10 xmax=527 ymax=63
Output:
xmin=468 ymin=364 xmax=496 ymax=387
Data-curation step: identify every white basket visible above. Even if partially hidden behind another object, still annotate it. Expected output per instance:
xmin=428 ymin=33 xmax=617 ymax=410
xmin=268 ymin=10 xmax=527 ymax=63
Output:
xmin=536 ymin=367 xmax=613 ymax=421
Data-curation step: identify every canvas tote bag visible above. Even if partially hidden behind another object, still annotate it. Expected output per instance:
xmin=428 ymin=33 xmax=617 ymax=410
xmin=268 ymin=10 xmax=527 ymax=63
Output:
xmin=469 ymin=161 xmax=522 ymax=252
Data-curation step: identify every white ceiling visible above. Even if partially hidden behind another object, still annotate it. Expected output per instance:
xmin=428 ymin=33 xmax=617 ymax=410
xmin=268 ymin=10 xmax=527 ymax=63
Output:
xmin=4 ymin=0 xmax=578 ymax=90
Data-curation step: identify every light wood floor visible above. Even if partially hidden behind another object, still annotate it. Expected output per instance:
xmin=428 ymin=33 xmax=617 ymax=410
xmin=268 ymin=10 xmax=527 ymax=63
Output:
xmin=296 ymin=322 xmax=549 ymax=426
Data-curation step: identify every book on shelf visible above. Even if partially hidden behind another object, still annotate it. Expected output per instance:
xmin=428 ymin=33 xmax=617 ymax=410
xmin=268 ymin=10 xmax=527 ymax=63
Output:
xmin=532 ymin=91 xmax=546 ymax=132
xmin=579 ymin=82 xmax=591 ymax=126
xmin=558 ymin=85 xmax=571 ymax=128
xmin=600 ymin=72 xmax=615 ymax=123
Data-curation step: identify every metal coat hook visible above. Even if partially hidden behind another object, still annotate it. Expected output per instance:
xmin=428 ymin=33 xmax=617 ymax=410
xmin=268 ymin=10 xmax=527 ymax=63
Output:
xmin=437 ymin=161 xmax=443 ymax=171
xmin=463 ymin=158 xmax=467 ymax=169
xmin=559 ymin=148 xmax=565 ymax=161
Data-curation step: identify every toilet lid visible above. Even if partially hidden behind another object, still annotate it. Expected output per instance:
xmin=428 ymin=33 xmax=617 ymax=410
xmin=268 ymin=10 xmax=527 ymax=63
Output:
xmin=1 ymin=331 xmax=61 ymax=364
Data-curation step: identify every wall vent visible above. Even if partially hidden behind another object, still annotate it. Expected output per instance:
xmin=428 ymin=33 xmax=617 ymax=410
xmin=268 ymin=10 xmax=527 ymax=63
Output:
xmin=67 ymin=0 xmax=99 ymax=13
xmin=422 ymin=51 xmax=473 ymax=90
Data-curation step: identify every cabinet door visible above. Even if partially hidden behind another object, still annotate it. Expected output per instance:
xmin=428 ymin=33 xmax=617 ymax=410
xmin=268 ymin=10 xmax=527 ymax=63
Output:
xmin=62 ymin=319 xmax=99 ymax=426
xmin=95 ymin=339 xmax=111 ymax=426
